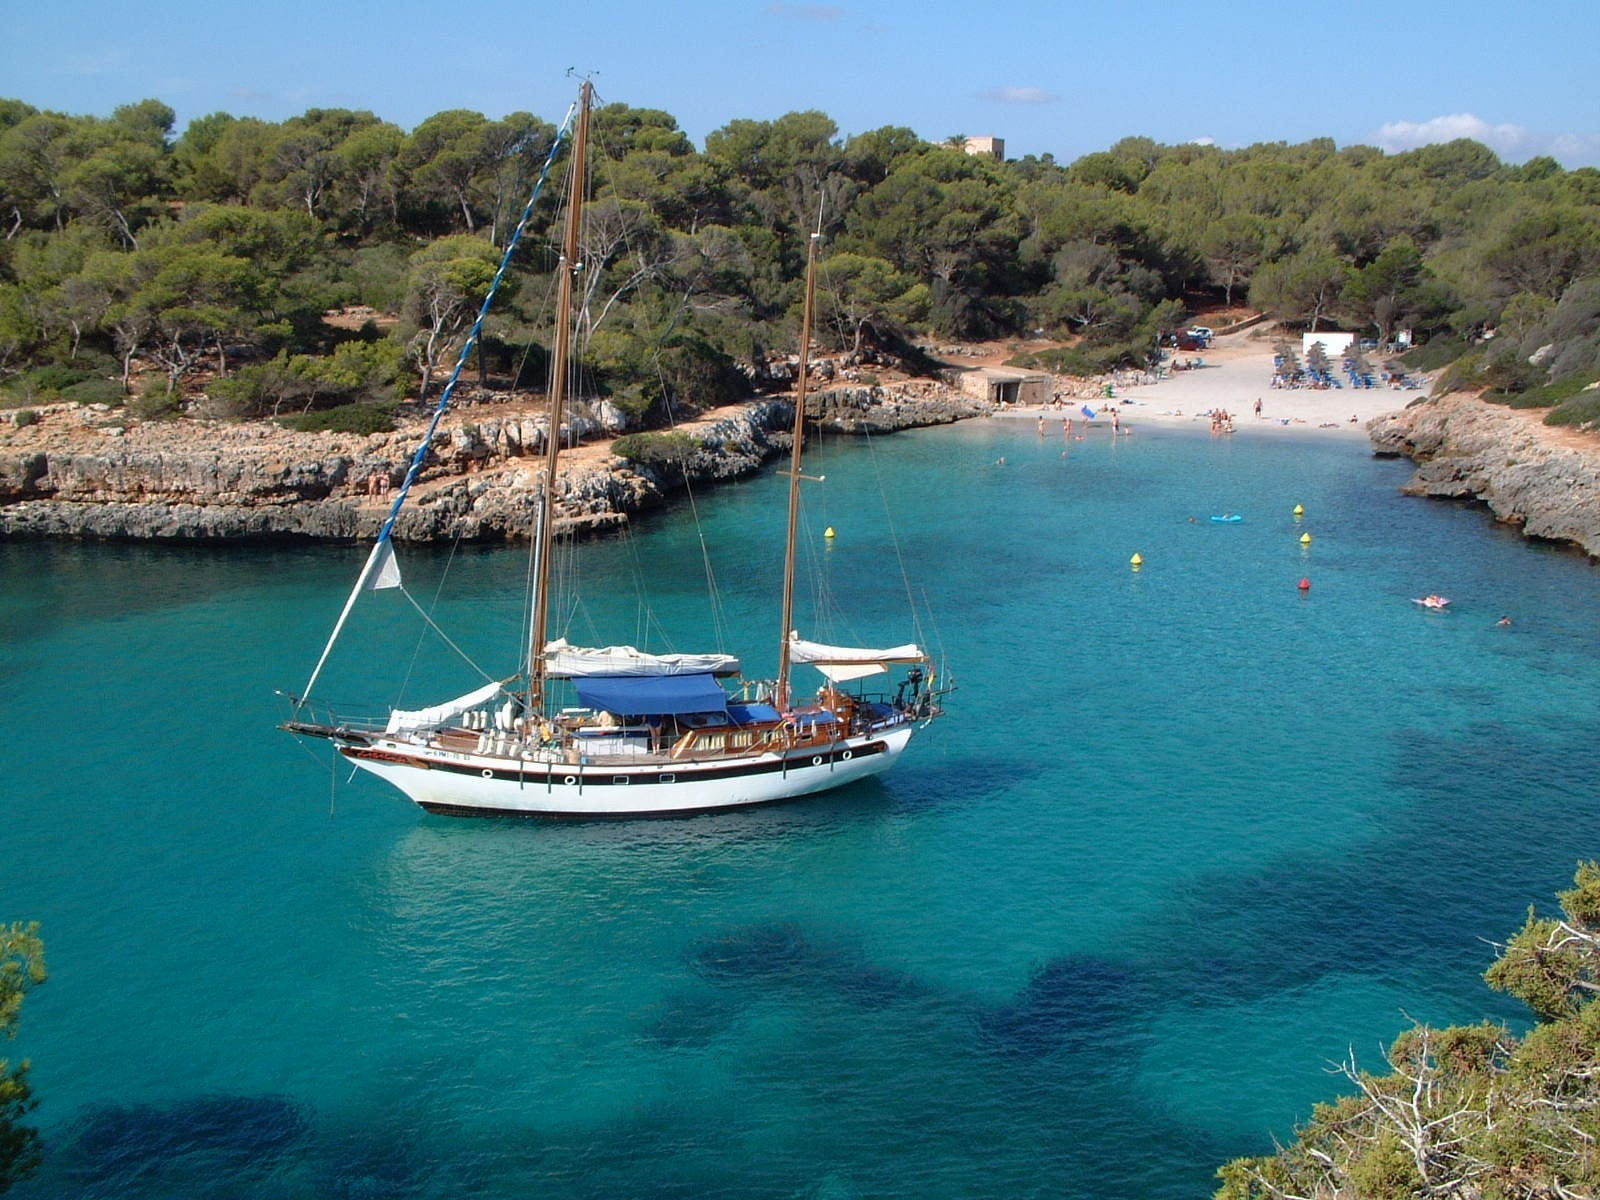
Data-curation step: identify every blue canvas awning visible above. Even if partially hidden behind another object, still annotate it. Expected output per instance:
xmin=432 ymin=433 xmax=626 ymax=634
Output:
xmin=572 ymin=672 xmax=730 ymax=716
xmin=728 ymin=703 xmax=782 ymax=725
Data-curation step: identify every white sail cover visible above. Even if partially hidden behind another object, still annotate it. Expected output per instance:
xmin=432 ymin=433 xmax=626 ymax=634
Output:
xmin=789 ymin=635 xmax=926 ymax=683
xmin=542 ymin=638 xmax=741 ymax=678
xmin=385 ymin=680 xmax=505 ymax=734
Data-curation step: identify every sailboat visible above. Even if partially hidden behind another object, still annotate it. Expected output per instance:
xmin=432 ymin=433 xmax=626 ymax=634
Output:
xmin=281 ymin=81 xmax=945 ymax=818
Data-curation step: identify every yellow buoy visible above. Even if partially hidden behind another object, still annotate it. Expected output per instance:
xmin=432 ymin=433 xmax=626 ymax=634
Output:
xmin=1300 ymin=531 xmax=1312 ymax=544
xmin=1292 ymin=503 xmax=1305 ymax=517
xmin=1130 ymin=552 xmax=1144 ymax=570
xmin=824 ymin=526 xmax=836 ymax=539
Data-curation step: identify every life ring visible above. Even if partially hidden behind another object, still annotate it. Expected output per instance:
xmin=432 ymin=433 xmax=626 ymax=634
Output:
xmin=811 ymin=755 xmax=823 ymax=766
xmin=480 ymin=768 xmax=494 ymax=778
xmin=842 ymin=749 xmax=853 ymax=761
xmin=563 ymin=774 xmax=578 ymax=786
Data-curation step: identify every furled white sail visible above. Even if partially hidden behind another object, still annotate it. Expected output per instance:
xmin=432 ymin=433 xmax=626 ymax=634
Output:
xmin=788 ymin=634 xmax=926 ymax=683
xmin=385 ymin=680 xmax=506 ymax=734
xmin=788 ymin=635 xmax=925 ymax=664
xmin=542 ymin=638 xmax=741 ymax=678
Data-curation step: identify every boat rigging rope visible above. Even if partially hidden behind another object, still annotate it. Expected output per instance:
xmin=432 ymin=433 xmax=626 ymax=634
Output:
xmin=296 ymin=99 xmax=579 ymax=711
xmin=378 ymin=100 xmax=579 ymax=544
xmin=397 ymin=585 xmax=499 ymax=686
xmin=578 ymin=124 xmax=736 ymax=657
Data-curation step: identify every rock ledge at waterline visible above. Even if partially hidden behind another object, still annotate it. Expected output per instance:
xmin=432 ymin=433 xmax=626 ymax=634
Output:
xmin=1369 ymin=392 xmax=1600 ymax=558
xmin=0 ymin=383 xmax=980 ymax=542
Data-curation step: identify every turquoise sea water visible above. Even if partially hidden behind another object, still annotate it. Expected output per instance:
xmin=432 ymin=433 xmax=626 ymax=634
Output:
xmin=6 ymin=420 xmax=1600 ymax=1199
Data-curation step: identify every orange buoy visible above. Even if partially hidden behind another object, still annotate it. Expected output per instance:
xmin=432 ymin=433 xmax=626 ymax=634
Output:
xmin=1298 ymin=577 xmax=1311 ymax=591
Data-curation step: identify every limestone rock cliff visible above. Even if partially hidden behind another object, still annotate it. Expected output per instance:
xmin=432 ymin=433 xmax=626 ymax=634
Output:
xmin=1368 ymin=393 xmax=1600 ymax=557
xmin=0 ymin=382 xmax=982 ymax=543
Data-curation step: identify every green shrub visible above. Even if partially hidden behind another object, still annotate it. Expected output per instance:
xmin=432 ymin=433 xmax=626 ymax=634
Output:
xmin=611 ymin=430 xmax=700 ymax=467
xmin=1481 ymin=346 xmax=1545 ymax=400
xmin=21 ymin=364 xmax=89 ymax=393
xmin=130 ymin=386 xmax=181 ymax=421
xmin=13 ymin=409 xmax=39 ymax=427
xmin=60 ymin=376 xmax=128 ymax=406
xmin=588 ymin=327 xmax=750 ymax=421
xmin=1499 ymin=391 xmax=1555 ymax=409
xmin=209 ymin=340 xmax=408 ymax=420
xmin=1400 ymin=338 xmax=1473 ymax=373
xmin=1519 ymin=370 xmax=1600 ymax=408
xmin=1008 ymin=340 xmax=1152 ymax=374
xmin=0 ymin=362 xmax=122 ymax=407
xmin=1007 ymin=346 xmax=1100 ymax=374
xmin=281 ymin=403 xmax=396 ymax=435
xmin=1434 ymin=349 xmax=1486 ymax=396
xmin=1545 ymin=389 xmax=1600 ymax=428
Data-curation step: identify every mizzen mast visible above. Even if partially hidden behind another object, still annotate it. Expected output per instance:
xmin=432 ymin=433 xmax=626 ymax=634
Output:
xmin=775 ymin=230 xmax=821 ymax=711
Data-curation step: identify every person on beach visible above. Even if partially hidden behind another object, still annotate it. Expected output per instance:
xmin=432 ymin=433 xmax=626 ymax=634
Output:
xmin=1254 ymin=398 xmax=1262 ymax=418
xmin=1037 ymin=416 xmax=1045 ymax=436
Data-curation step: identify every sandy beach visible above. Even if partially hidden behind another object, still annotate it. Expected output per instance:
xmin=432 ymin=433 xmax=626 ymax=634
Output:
xmin=992 ymin=327 xmax=1423 ymax=438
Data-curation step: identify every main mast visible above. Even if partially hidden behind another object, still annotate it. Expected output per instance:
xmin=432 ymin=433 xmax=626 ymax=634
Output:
xmin=527 ymin=80 xmax=592 ymax=710
xmin=775 ymin=231 xmax=821 ymax=711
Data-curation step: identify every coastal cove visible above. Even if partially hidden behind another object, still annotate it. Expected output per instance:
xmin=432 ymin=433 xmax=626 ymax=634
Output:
xmin=7 ymin=327 xmax=1600 ymax=563
xmin=7 ymin=419 xmax=1600 ymax=1199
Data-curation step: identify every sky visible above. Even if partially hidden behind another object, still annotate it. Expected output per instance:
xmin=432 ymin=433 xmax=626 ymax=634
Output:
xmin=9 ymin=0 xmax=1599 ymax=169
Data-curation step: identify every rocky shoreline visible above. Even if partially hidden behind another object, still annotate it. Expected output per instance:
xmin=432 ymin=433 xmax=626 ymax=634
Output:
xmin=7 ymin=378 xmax=1599 ymax=560
xmin=1369 ymin=393 xmax=1600 ymax=558
xmin=0 ymin=380 xmax=982 ymax=543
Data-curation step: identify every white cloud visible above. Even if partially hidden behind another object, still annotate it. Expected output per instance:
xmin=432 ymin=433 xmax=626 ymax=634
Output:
xmin=1547 ymin=131 xmax=1600 ymax=169
xmin=1371 ymin=112 xmax=1600 ymax=168
xmin=978 ymin=86 xmax=1058 ymax=106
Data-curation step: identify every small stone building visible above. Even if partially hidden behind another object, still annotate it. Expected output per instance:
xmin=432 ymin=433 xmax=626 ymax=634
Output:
xmin=959 ymin=366 xmax=1051 ymax=407
xmin=963 ymin=136 xmax=1005 ymax=162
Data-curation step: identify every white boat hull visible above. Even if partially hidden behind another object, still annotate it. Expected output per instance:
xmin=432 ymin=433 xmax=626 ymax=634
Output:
xmin=339 ymin=724 xmax=917 ymax=818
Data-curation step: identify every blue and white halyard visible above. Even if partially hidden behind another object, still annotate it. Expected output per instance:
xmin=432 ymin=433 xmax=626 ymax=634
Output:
xmin=282 ymin=80 xmax=944 ymax=818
